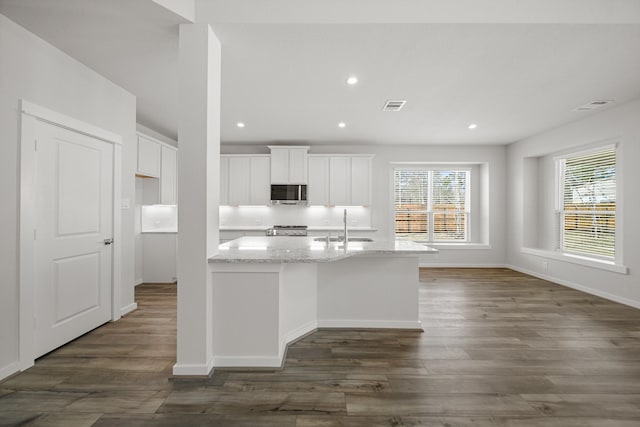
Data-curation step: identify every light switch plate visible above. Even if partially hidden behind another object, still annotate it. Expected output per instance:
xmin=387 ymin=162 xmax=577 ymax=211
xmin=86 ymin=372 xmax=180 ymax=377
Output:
xmin=121 ymin=198 xmax=130 ymax=209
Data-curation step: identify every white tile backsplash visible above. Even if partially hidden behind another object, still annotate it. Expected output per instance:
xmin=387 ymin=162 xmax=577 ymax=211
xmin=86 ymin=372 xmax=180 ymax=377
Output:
xmin=219 ymin=205 xmax=371 ymax=229
xmin=141 ymin=205 xmax=177 ymax=232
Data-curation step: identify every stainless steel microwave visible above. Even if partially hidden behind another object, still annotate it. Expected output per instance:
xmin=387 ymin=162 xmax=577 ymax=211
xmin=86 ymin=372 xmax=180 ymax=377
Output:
xmin=270 ymin=184 xmax=307 ymax=205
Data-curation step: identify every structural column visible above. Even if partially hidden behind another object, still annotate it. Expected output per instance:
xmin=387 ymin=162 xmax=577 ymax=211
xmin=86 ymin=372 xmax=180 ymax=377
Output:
xmin=173 ymin=23 xmax=221 ymax=376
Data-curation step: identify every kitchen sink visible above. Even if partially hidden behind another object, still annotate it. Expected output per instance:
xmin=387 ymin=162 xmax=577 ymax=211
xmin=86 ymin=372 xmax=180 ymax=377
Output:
xmin=313 ymin=237 xmax=373 ymax=242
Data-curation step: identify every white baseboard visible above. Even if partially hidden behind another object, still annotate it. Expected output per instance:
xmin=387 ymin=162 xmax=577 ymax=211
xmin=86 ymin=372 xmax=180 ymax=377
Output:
xmin=134 ymin=278 xmax=144 ymax=286
xmin=172 ymin=358 xmax=215 ymax=376
xmin=506 ymin=264 xmax=640 ymax=310
xmin=212 ymin=321 xmax=318 ymax=369
xmin=120 ymin=302 xmax=138 ymax=317
xmin=212 ymin=355 xmax=284 ymax=368
xmin=420 ymin=263 xmax=509 ymax=268
xmin=0 ymin=361 xmax=21 ymax=382
xmin=283 ymin=321 xmax=318 ymax=346
xmin=317 ymin=319 xmax=423 ymax=329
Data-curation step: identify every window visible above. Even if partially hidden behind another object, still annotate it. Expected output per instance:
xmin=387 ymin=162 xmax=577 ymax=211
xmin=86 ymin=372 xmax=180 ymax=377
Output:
xmin=557 ymin=145 xmax=616 ymax=259
xmin=394 ymin=168 xmax=470 ymax=242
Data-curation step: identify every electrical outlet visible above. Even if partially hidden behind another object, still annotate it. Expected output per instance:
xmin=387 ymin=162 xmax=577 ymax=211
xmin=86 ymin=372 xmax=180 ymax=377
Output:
xmin=542 ymin=261 xmax=549 ymax=271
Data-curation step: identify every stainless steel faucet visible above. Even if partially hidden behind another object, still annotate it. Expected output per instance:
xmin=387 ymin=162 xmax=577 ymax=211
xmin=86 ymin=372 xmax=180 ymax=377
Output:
xmin=343 ymin=208 xmax=348 ymax=243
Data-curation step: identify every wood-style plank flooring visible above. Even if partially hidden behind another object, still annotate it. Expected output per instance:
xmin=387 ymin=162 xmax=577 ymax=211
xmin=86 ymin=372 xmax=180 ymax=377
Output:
xmin=2 ymin=268 xmax=640 ymax=426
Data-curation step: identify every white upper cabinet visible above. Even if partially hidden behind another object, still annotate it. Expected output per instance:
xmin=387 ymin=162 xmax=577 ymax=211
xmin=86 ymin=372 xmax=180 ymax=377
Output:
xmin=220 ymin=156 xmax=229 ymax=205
xmin=269 ymin=148 xmax=288 ymax=184
xmin=228 ymin=156 xmax=251 ymax=206
xmin=222 ymin=155 xmax=271 ymax=206
xmin=329 ymin=156 xmax=351 ymax=206
xmin=350 ymin=156 xmax=372 ymax=206
xmin=249 ymin=156 xmax=271 ymax=205
xmin=160 ymin=145 xmax=178 ymax=204
xmin=268 ymin=146 xmax=309 ymax=184
xmin=288 ymin=148 xmax=308 ymax=183
xmin=307 ymin=156 xmax=329 ymax=206
xmin=137 ymin=134 xmax=161 ymax=178
xmin=308 ymin=155 xmax=373 ymax=206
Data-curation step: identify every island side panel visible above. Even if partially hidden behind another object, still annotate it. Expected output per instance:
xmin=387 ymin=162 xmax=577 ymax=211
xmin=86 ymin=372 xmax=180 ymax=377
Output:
xmin=279 ymin=263 xmax=318 ymax=349
xmin=211 ymin=265 xmax=281 ymax=367
xmin=317 ymin=255 xmax=422 ymax=329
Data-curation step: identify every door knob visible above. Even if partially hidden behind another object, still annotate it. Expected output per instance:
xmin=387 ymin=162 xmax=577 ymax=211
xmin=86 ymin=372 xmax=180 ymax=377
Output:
xmin=104 ymin=238 xmax=114 ymax=245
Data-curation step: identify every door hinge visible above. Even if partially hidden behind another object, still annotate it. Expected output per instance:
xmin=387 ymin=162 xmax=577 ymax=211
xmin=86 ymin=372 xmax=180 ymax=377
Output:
xmin=34 ymin=139 xmax=38 ymax=151
xmin=34 ymin=229 xmax=37 ymax=240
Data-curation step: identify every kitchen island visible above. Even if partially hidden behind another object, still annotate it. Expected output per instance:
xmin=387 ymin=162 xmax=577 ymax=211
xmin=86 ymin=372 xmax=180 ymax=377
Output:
xmin=208 ymin=236 xmax=437 ymax=368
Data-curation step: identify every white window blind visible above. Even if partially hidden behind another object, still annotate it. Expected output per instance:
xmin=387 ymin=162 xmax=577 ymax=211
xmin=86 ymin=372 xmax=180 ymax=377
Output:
xmin=394 ymin=169 xmax=469 ymax=242
xmin=559 ymin=146 xmax=616 ymax=258
xmin=432 ymin=170 xmax=468 ymax=241
xmin=394 ymin=170 xmax=429 ymax=241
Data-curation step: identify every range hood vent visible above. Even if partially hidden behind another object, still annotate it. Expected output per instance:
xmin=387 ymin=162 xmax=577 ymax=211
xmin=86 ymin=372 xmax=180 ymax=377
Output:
xmin=382 ymin=100 xmax=406 ymax=111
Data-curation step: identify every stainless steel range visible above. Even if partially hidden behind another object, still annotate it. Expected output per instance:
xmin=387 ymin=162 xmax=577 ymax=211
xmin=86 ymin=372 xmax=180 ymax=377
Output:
xmin=265 ymin=225 xmax=308 ymax=236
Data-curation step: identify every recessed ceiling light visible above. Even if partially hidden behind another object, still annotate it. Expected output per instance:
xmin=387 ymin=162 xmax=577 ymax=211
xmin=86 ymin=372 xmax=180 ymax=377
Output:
xmin=236 ymin=122 xmax=245 ymax=128
xmin=346 ymin=76 xmax=358 ymax=85
xmin=468 ymin=123 xmax=477 ymax=130
xmin=338 ymin=122 xmax=347 ymax=128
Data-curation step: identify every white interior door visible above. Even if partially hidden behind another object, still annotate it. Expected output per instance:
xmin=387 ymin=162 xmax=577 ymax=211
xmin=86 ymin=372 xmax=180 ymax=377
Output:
xmin=34 ymin=121 xmax=114 ymax=357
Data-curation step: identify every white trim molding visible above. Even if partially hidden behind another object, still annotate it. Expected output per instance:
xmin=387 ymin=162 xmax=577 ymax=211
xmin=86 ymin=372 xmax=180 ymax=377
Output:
xmin=18 ymin=99 xmax=123 ymax=372
xmin=120 ymin=303 xmax=138 ymax=317
xmin=172 ymin=358 xmax=215 ymax=377
xmin=212 ymin=355 xmax=284 ymax=368
xmin=507 ymin=264 xmax=640 ymax=310
xmin=0 ymin=361 xmax=21 ymax=383
xmin=521 ymin=247 xmax=628 ymax=274
xmin=317 ymin=320 xmax=423 ymax=330
xmin=22 ymin=100 xmax=122 ymax=145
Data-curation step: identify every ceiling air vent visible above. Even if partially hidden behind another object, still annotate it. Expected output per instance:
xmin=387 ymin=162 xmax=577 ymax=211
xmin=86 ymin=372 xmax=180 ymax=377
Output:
xmin=573 ymin=100 xmax=615 ymax=112
xmin=382 ymin=100 xmax=406 ymax=111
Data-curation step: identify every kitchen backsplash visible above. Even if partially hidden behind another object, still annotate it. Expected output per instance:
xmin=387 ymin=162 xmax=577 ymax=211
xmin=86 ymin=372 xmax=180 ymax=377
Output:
xmin=219 ymin=205 xmax=372 ymax=229
xmin=141 ymin=205 xmax=178 ymax=232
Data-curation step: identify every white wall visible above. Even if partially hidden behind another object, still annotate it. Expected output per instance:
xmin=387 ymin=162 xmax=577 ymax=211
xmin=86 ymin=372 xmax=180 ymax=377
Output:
xmin=507 ymin=99 xmax=640 ymax=308
xmin=0 ymin=14 xmax=137 ymax=379
xmin=222 ymin=143 xmax=508 ymax=266
xmin=135 ymin=178 xmax=144 ymax=285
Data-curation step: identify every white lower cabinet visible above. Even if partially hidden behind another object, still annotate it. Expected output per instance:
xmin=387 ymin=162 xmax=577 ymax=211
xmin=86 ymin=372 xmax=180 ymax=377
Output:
xmin=142 ymin=233 xmax=177 ymax=283
xmin=220 ymin=230 xmax=267 ymax=243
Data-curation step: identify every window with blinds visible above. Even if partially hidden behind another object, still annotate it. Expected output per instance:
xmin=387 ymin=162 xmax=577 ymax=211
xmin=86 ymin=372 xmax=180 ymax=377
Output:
xmin=558 ymin=146 xmax=616 ymax=258
xmin=394 ymin=169 xmax=469 ymax=242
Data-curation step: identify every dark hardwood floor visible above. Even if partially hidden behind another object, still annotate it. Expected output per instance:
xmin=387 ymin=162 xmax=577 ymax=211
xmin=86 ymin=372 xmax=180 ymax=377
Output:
xmin=2 ymin=268 xmax=640 ymax=426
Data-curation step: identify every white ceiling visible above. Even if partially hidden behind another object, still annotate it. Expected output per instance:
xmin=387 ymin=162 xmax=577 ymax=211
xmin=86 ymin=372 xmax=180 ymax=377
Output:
xmin=2 ymin=0 xmax=640 ymax=145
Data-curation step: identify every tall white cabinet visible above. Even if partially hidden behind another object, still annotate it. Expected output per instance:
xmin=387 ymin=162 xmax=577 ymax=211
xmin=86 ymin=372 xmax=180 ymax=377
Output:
xmin=136 ymin=131 xmax=179 ymax=285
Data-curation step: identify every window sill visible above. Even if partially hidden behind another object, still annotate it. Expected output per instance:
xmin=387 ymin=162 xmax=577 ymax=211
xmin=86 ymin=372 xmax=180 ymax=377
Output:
xmin=520 ymin=247 xmax=628 ymax=274
xmin=423 ymin=243 xmax=492 ymax=250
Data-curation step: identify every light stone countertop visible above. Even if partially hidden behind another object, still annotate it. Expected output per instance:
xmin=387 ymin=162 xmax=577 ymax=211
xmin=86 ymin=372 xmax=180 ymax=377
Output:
xmin=219 ymin=226 xmax=377 ymax=232
xmin=209 ymin=236 xmax=437 ymax=264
